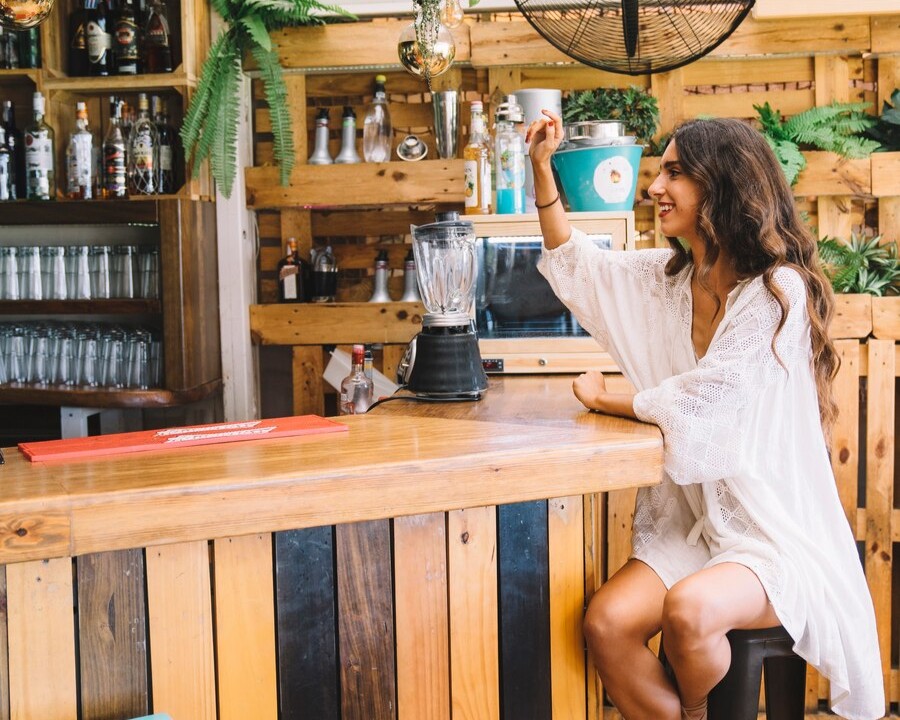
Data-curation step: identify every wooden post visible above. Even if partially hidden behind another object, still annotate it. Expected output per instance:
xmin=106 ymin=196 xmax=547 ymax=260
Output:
xmin=815 ymin=55 xmax=853 ymax=240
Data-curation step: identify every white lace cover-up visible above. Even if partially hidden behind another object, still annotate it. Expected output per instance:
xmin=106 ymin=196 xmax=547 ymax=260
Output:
xmin=538 ymin=228 xmax=884 ymax=720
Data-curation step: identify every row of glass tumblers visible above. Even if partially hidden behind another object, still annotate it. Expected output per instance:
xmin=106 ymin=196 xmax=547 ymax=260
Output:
xmin=0 ymin=245 xmax=160 ymax=301
xmin=0 ymin=322 xmax=163 ymax=390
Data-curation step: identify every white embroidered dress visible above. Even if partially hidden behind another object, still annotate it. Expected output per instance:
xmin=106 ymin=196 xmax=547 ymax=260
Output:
xmin=538 ymin=228 xmax=884 ymax=720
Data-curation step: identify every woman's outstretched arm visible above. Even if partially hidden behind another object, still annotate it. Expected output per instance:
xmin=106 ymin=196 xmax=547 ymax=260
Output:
xmin=526 ymin=109 xmax=570 ymax=249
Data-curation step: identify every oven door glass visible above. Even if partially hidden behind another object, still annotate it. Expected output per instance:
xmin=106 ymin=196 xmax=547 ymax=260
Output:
xmin=475 ymin=233 xmax=613 ymax=339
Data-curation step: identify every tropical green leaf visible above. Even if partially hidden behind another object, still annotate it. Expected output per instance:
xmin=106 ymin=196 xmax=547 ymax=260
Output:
xmin=210 ymin=51 xmax=242 ymax=197
xmin=181 ymin=29 xmax=233 ymax=168
xmin=192 ymin=42 xmax=240 ymax=183
xmin=251 ymin=43 xmax=294 ymax=186
xmin=240 ymin=14 xmax=272 ymax=52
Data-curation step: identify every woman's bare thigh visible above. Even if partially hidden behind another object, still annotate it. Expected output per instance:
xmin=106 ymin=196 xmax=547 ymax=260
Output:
xmin=588 ymin=558 xmax=669 ymax=642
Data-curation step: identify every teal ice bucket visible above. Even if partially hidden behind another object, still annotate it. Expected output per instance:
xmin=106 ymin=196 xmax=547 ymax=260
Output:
xmin=551 ymin=144 xmax=644 ymax=211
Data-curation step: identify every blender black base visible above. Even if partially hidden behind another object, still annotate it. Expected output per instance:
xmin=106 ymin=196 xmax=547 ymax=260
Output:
xmin=406 ymin=326 xmax=488 ymax=399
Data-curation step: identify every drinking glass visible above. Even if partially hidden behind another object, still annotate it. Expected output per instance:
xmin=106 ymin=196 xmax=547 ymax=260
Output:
xmin=137 ymin=245 xmax=160 ymax=299
xmin=54 ymin=330 xmax=75 ymax=385
xmin=100 ymin=331 xmax=125 ymax=388
xmin=126 ymin=331 xmax=150 ymax=389
xmin=112 ymin=245 xmax=136 ymax=298
xmin=65 ymin=246 xmax=91 ymax=299
xmin=4 ymin=326 xmax=26 ymax=383
xmin=0 ymin=247 xmax=18 ymax=300
xmin=27 ymin=328 xmax=50 ymax=385
xmin=76 ymin=331 xmax=99 ymax=387
xmin=17 ymin=246 xmax=42 ymax=300
xmin=89 ymin=246 xmax=111 ymax=299
xmin=40 ymin=246 xmax=67 ymax=300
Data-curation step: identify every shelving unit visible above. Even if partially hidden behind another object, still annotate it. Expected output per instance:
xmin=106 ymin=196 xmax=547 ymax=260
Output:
xmin=0 ymin=0 xmax=218 ymax=427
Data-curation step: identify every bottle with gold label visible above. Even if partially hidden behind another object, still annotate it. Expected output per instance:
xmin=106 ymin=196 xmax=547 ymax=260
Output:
xmin=463 ymin=100 xmax=491 ymax=215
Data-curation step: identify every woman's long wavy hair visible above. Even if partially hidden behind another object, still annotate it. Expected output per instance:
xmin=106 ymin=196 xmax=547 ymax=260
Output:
xmin=662 ymin=118 xmax=839 ymax=436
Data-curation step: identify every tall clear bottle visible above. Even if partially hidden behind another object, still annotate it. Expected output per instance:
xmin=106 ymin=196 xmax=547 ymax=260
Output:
xmin=363 ymin=74 xmax=392 ymax=163
xmin=103 ymin=96 xmax=127 ymax=198
xmin=0 ymin=127 xmax=12 ymax=201
xmin=127 ymin=92 xmax=158 ymax=195
xmin=66 ymin=101 xmax=96 ymax=199
xmin=339 ymin=343 xmax=374 ymax=415
xmin=494 ymin=95 xmax=526 ymax=214
xmin=24 ymin=91 xmax=55 ymax=201
xmin=463 ymin=100 xmax=491 ymax=215
xmin=0 ymin=101 xmax=20 ymax=199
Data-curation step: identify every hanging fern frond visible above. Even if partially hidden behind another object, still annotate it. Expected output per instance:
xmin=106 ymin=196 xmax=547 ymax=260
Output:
xmin=181 ymin=0 xmax=356 ymax=198
xmin=251 ymin=43 xmax=294 ymax=187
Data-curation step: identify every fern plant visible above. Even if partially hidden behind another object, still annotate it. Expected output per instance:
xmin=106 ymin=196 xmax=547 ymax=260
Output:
xmin=754 ymin=101 xmax=879 ymax=186
xmin=181 ymin=0 xmax=354 ymax=198
xmin=818 ymin=233 xmax=900 ymax=296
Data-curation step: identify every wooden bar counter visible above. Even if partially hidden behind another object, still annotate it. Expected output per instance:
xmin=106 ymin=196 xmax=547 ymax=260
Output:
xmin=0 ymin=375 xmax=661 ymax=720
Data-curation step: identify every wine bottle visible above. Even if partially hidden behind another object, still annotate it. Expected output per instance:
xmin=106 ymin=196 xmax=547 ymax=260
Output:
xmin=113 ymin=0 xmax=140 ymax=74
xmin=85 ymin=0 xmax=111 ymax=76
xmin=1 ymin=101 xmax=21 ymax=200
xmin=277 ymin=237 xmax=302 ymax=303
xmin=24 ymin=91 xmax=55 ymax=201
xmin=66 ymin=101 xmax=96 ymax=199
xmin=68 ymin=0 xmax=89 ymax=76
xmin=0 ymin=127 xmax=12 ymax=201
xmin=126 ymin=92 xmax=158 ymax=195
xmin=151 ymin=95 xmax=176 ymax=192
xmin=102 ymin=96 xmax=127 ymax=198
xmin=142 ymin=0 xmax=172 ymax=73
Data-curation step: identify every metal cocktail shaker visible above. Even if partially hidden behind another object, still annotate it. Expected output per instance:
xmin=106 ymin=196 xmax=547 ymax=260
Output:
xmin=431 ymin=90 xmax=459 ymax=159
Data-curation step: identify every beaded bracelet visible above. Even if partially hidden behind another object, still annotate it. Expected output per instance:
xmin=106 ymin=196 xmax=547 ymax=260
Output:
xmin=535 ymin=193 xmax=561 ymax=209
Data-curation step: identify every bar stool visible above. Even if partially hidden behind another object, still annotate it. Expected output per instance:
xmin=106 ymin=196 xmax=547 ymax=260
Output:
xmin=660 ymin=625 xmax=806 ymax=720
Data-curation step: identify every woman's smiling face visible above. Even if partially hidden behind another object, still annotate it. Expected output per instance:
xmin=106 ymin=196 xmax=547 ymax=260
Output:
xmin=648 ymin=139 xmax=703 ymax=244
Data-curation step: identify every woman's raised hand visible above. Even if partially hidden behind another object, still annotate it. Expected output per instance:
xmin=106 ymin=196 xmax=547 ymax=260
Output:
xmin=526 ymin=109 xmax=565 ymax=168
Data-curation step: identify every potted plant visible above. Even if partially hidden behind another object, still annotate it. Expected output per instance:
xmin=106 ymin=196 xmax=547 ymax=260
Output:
xmin=561 ymin=85 xmax=661 ymax=147
xmin=818 ymin=233 xmax=900 ymax=297
xmin=181 ymin=0 xmax=355 ymax=198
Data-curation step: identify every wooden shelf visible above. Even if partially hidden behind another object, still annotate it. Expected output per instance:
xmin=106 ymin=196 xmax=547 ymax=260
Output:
xmin=0 ymin=299 xmax=161 ymax=315
xmin=0 ymin=199 xmax=160 ymax=225
xmin=0 ymin=69 xmax=40 ymax=84
xmin=42 ymin=71 xmax=195 ymax=94
xmin=0 ymin=378 xmax=221 ymax=409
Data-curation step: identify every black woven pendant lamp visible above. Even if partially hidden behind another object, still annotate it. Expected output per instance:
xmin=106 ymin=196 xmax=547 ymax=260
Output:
xmin=513 ymin=0 xmax=755 ymax=76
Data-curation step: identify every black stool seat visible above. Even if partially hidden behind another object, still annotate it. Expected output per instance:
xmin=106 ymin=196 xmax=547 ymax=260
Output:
xmin=661 ymin=625 xmax=806 ymax=720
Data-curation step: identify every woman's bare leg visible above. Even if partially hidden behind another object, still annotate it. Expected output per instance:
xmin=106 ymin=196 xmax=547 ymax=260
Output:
xmin=661 ymin=562 xmax=781 ymax=710
xmin=583 ymin=559 xmax=681 ymax=720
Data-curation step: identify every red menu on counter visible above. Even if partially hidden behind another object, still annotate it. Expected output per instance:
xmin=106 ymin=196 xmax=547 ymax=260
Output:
xmin=18 ymin=415 xmax=348 ymax=462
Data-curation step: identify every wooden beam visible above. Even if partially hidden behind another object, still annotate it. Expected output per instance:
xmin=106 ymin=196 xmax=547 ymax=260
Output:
xmin=245 ymin=160 xmax=465 ymax=209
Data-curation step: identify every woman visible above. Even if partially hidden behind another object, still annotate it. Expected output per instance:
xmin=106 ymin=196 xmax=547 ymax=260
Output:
xmin=526 ymin=113 xmax=883 ymax=720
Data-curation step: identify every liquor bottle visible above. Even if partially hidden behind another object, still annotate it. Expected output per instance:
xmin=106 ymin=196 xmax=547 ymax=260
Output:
xmin=463 ymin=100 xmax=491 ymax=215
xmin=363 ymin=74 xmax=391 ymax=163
xmin=0 ymin=127 xmax=12 ymax=201
xmin=17 ymin=28 xmax=39 ymax=68
xmin=127 ymin=92 xmax=158 ymax=195
xmin=0 ymin=27 xmax=18 ymax=69
xmin=102 ymin=96 xmax=127 ymax=198
xmin=368 ymin=249 xmax=392 ymax=302
xmin=494 ymin=95 xmax=526 ymax=214
xmin=68 ymin=0 xmax=89 ymax=75
xmin=1 ymin=101 xmax=20 ymax=200
xmin=363 ymin=346 xmax=373 ymax=381
xmin=66 ymin=101 xmax=96 ymax=199
xmin=277 ymin=237 xmax=302 ymax=303
xmin=339 ymin=344 xmax=374 ymax=415
xmin=290 ymin=237 xmax=312 ymax=301
xmin=113 ymin=0 xmax=140 ymax=74
xmin=85 ymin=0 xmax=111 ymax=76
xmin=142 ymin=0 xmax=172 ymax=73
xmin=24 ymin=91 xmax=55 ymax=201
xmin=151 ymin=95 xmax=176 ymax=192
xmin=308 ymin=107 xmax=332 ymax=164
xmin=334 ymin=106 xmax=360 ymax=164
xmin=400 ymin=248 xmax=421 ymax=302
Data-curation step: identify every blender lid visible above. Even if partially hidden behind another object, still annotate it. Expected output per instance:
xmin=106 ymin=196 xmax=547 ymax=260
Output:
xmin=411 ymin=211 xmax=475 ymax=240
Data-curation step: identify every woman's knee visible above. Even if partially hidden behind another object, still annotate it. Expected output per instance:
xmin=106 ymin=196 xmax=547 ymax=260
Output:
xmin=661 ymin=579 xmax=719 ymax=650
xmin=583 ymin=589 xmax=652 ymax=649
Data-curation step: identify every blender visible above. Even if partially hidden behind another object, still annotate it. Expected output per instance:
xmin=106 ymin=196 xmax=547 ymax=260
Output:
xmin=402 ymin=211 xmax=488 ymax=398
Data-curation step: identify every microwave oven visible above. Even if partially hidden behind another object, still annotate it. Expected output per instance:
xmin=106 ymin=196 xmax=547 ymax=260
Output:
xmin=469 ymin=211 xmax=635 ymax=374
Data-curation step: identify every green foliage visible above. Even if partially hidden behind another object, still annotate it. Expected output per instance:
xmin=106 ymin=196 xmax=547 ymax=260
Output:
xmin=181 ymin=0 xmax=355 ymax=198
xmin=818 ymin=233 xmax=900 ymax=296
xmin=562 ymin=86 xmax=660 ymax=145
xmin=865 ymin=88 xmax=900 ymax=152
xmin=753 ymin=101 xmax=879 ymax=186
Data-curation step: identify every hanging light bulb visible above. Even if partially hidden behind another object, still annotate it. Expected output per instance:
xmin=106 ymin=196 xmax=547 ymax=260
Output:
xmin=397 ymin=20 xmax=456 ymax=80
xmin=0 ymin=0 xmax=53 ymax=30
xmin=440 ymin=0 xmax=464 ymax=29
